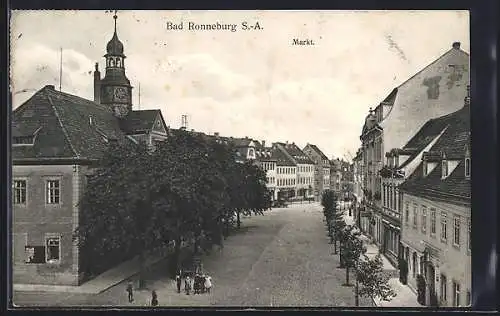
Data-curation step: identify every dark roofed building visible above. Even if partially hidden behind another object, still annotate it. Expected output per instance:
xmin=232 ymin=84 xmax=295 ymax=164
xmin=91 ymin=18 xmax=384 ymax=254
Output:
xmin=399 ymin=90 xmax=471 ymax=307
xmin=303 ymin=144 xmax=331 ymax=201
xmin=11 ymin=13 xmax=168 ymax=286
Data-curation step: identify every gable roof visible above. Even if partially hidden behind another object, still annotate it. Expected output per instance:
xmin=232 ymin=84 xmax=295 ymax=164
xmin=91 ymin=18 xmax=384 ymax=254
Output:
xmin=271 ymin=145 xmax=296 ymax=167
xmin=275 ymin=142 xmax=315 ymax=165
xmin=399 ymin=104 xmax=470 ymax=205
xmin=12 ymin=85 xmax=166 ymax=163
xmin=119 ymin=110 xmax=161 ymax=135
xmin=304 ymin=143 xmax=329 ymax=161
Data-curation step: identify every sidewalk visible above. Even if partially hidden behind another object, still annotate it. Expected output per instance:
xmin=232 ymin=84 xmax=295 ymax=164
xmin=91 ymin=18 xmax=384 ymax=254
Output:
xmin=14 ymin=250 xmax=168 ymax=294
xmin=343 ymin=214 xmax=419 ymax=307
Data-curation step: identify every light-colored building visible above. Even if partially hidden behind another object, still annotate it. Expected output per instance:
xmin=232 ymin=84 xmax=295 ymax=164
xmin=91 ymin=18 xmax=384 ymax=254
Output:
xmin=399 ymin=94 xmax=470 ymax=307
xmin=275 ymin=142 xmax=315 ymax=199
xmin=358 ymin=42 xmax=469 ymax=252
xmin=12 ymin=15 xmax=168 ymax=285
xmin=254 ymin=140 xmax=277 ymax=200
xmin=272 ymin=144 xmax=297 ymax=200
xmin=303 ymin=143 xmax=330 ymax=201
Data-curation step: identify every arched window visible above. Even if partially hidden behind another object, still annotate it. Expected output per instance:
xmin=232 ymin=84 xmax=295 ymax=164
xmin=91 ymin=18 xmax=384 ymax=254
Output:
xmin=116 ymin=57 xmax=121 ymax=67
xmin=109 ymin=58 xmax=115 ymax=67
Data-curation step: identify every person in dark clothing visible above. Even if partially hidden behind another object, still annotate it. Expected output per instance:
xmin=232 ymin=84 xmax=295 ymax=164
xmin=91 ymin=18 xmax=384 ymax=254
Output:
xmin=176 ymin=273 xmax=182 ymax=293
xmin=126 ymin=281 xmax=134 ymax=303
xmin=151 ymin=290 xmax=158 ymax=306
xmin=185 ymin=276 xmax=191 ymax=295
xmin=193 ymin=274 xmax=201 ymax=294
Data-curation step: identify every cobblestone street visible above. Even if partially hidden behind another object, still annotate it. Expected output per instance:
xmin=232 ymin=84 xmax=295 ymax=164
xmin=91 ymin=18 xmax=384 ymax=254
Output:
xmin=14 ymin=203 xmax=373 ymax=307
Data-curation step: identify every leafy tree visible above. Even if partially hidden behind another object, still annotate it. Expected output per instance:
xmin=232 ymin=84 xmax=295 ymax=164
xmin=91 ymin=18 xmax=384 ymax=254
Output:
xmin=355 ymin=254 xmax=396 ymax=306
xmin=340 ymin=225 xmax=366 ymax=286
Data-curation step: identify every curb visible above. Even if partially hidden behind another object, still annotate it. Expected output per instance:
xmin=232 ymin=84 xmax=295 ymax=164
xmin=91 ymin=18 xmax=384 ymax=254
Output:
xmin=14 ymin=254 xmax=168 ymax=295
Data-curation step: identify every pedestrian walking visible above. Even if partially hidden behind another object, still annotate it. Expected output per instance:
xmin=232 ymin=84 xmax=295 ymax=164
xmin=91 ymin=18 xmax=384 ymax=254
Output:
xmin=185 ymin=275 xmax=191 ymax=295
xmin=204 ymin=275 xmax=212 ymax=294
xmin=175 ymin=273 xmax=182 ymax=293
xmin=126 ymin=281 xmax=134 ymax=303
xmin=151 ymin=290 xmax=158 ymax=306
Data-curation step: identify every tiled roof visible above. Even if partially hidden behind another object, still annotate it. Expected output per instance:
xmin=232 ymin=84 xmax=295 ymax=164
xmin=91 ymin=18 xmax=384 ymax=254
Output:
xmin=399 ymin=104 xmax=470 ymax=204
xmin=396 ymin=108 xmax=461 ymax=169
xmin=271 ymin=146 xmax=296 ymax=166
xmin=12 ymin=85 xmax=164 ymax=162
xmin=276 ymin=142 xmax=315 ymax=165
xmin=304 ymin=143 xmax=329 ymax=161
xmin=119 ymin=110 xmax=159 ymax=134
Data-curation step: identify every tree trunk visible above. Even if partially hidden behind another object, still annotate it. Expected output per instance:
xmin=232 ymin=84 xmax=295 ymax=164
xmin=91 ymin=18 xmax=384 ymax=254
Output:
xmin=173 ymin=237 xmax=181 ymax=276
xmin=339 ymin=246 xmax=345 ymax=268
xmin=138 ymin=251 xmax=146 ymax=289
xmin=237 ymin=211 xmax=241 ymax=229
xmin=355 ymin=279 xmax=359 ymax=306
xmin=345 ymin=266 xmax=350 ymax=285
xmin=333 ymin=237 xmax=338 ymax=254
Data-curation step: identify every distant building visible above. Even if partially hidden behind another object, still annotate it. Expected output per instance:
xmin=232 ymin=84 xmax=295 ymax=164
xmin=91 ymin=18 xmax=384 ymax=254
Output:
xmin=12 ymin=15 xmax=168 ymax=285
xmin=303 ymin=143 xmax=330 ymax=201
xmin=272 ymin=144 xmax=297 ymax=200
xmin=399 ymin=92 xmax=470 ymax=307
xmin=330 ymin=159 xmax=342 ymax=196
xmin=275 ymin=142 xmax=315 ymax=199
xmin=254 ymin=140 xmax=277 ymax=200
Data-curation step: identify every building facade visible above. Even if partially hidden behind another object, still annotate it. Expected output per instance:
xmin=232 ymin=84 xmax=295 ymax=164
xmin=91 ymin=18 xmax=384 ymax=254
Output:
xmin=357 ymin=42 xmax=469 ymax=254
xmin=303 ymin=143 xmax=330 ymax=201
xmin=254 ymin=141 xmax=278 ymax=200
xmin=399 ymin=92 xmax=470 ymax=307
xmin=12 ymin=15 xmax=168 ymax=285
xmin=330 ymin=159 xmax=342 ymax=196
xmin=275 ymin=142 xmax=315 ymax=199
xmin=272 ymin=145 xmax=297 ymax=200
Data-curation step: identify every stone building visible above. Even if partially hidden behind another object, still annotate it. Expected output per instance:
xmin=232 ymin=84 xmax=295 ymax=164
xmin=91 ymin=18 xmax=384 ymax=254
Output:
xmin=399 ymin=93 xmax=470 ymax=307
xmin=272 ymin=144 xmax=297 ymax=200
xmin=11 ymin=14 xmax=168 ymax=285
xmin=303 ymin=143 xmax=330 ymax=201
xmin=358 ymin=42 xmax=469 ymax=251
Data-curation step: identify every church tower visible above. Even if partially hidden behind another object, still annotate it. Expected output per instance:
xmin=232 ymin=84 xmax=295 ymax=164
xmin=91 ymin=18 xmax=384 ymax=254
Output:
xmin=98 ymin=12 xmax=133 ymax=118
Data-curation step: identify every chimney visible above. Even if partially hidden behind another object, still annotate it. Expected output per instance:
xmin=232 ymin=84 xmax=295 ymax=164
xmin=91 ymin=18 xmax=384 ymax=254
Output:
xmin=452 ymin=42 xmax=461 ymax=50
xmin=262 ymin=140 xmax=265 ymax=148
xmin=93 ymin=62 xmax=101 ymax=104
xmin=45 ymin=85 xmax=55 ymax=90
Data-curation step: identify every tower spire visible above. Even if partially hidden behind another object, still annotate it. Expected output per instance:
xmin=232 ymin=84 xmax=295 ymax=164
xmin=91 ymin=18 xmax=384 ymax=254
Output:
xmin=113 ymin=10 xmax=118 ymax=34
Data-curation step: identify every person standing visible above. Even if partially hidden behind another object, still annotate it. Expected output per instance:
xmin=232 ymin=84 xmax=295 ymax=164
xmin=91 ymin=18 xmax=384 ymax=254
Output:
xmin=204 ymin=275 xmax=212 ymax=294
xmin=185 ymin=275 xmax=191 ymax=295
xmin=126 ymin=281 xmax=134 ymax=303
xmin=176 ymin=273 xmax=182 ymax=293
xmin=151 ymin=290 xmax=158 ymax=306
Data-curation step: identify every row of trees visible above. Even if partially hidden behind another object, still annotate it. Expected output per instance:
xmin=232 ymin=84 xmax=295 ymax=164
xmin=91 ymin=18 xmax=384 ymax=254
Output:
xmin=74 ymin=130 xmax=271 ymax=287
xmin=321 ymin=190 xmax=395 ymax=306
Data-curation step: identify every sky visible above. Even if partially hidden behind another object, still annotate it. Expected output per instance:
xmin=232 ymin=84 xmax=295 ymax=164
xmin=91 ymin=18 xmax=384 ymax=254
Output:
xmin=10 ymin=10 xmax=469 ymax=160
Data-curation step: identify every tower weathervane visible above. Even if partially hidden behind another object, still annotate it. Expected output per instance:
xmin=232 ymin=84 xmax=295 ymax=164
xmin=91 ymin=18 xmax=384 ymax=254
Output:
xmin=113 ymin=10 xmax=118 ymax=32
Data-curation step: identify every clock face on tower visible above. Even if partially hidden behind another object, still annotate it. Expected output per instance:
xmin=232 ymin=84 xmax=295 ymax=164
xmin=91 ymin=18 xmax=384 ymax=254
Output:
xmin=113 ymin=87 xmax=128 ymax=102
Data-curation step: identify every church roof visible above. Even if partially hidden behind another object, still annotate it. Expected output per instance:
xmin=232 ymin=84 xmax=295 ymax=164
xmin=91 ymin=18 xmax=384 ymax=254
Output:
xmin=105 ymin=15 xmax=125 ymax=57
xmin=12 ymin=85 xmax=164 ymax=163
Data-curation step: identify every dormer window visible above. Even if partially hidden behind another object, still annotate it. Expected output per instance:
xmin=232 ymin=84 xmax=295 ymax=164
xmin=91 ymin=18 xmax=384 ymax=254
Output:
xmin=465 ymin=158 xmax=470 ymax=178
xmin=442 ymin=159 xmax=448 ymax=178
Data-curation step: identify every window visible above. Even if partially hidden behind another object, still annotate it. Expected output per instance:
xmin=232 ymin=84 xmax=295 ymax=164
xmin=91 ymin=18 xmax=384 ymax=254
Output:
xmin=465 ymin=158 xmax=470 ymax=178
xmin=452 ymin=281 xmax=460 ymax=307
xmin=405 ymin=203 xmax=410 ymax=225
xmin=468 ymin=219 xmax=471 ymax=252
xmin=441 ymin=212 xmax=448 ymax=242
xmin=430 ymin=208 xmax=437 ymax=236
xmin=421 ymin=206 xmax=427 ymax=233
xmin=440 ymin=274 xmax=447 ymax=303
xmin=13 ymin=179 xmax=27 ymax=205
xmin=453 ymin=215 xmax=461 ymax=247
xmin=45 ymin=235 xmax=60 ymax=263
xmin=413 ymin=204 xmax=418 ymax=229
xmin=25 ymin=246 xmax=46 ymax=264
xmin=46 ymin=180 xmax=60 ymax=204
xmin=442 ymin=160 xmax=448 ymax=178
xmin=466 ymin=290 xmax=471 ymax=306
